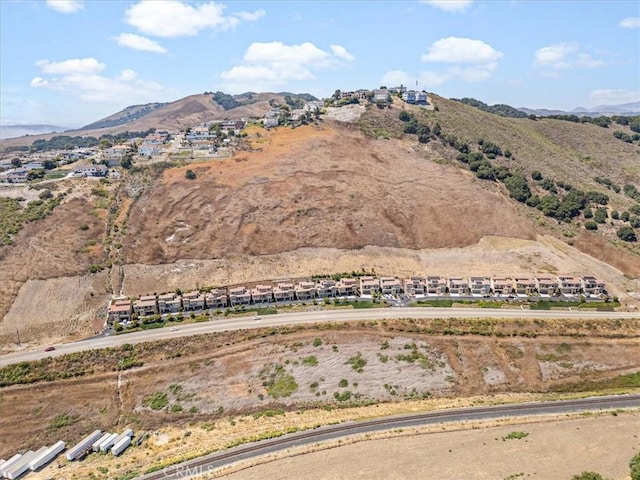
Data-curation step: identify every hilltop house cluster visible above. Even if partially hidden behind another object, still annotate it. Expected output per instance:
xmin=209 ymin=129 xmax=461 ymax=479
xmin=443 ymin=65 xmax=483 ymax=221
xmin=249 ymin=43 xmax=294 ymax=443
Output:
xmin=107 ymin=274 xmax=606 ymax=323
xmin=335 ymin=85 xmax=428 ymax=106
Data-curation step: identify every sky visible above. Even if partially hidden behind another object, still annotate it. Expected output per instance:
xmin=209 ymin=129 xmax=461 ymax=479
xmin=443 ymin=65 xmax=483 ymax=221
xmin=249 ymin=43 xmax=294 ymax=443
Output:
xmin=1 ymin=0 xmax=639 ymax=127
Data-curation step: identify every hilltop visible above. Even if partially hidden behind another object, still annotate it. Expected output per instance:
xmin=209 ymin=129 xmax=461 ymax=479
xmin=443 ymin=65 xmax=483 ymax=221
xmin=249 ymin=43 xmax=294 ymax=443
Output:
xmin=0 ymin=92 xmax=639 ymax=345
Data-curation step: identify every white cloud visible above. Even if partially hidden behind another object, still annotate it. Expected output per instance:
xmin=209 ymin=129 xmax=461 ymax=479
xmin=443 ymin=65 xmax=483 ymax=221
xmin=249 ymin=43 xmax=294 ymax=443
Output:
xmin=35 ymin=58 xmax=105 ymax=75
xmin=414 ymin=37 xmax=502 ymax=84
xmin=449 ymin=62 xmax=498 ymax=82
xmin=421 ymin=37 xmax=503 ymax=64
xmin=31 ymin=57 xmax=168 ymax=104
xmin=125 ymin=1 xmax=264 ymax=38
xmin=619 ymin=17 xmax=640 ymax=28
xmin=588 ymin=89 xmax=640 ymax=105
xmin=380 ymin=70 xmax=449 ymax=88
xmin=46 ymin=0 xmax=83 ymax=13
xmin=419 ymin=0 xmax=473 ymax=12
xmin=218 ymin=41 xmax=354 ymax=92
xmin=534 ymin=42 xmax=605 ymax=69
xmin=331 ymin=45 xmax=355 ymax=62
xmin=114 ymin=33 xmax=167 ymax=53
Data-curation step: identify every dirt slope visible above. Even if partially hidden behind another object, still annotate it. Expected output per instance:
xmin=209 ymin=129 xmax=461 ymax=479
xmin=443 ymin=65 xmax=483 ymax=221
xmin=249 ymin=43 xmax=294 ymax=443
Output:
xmin=123 ymin=122 xmax=536 ymax=263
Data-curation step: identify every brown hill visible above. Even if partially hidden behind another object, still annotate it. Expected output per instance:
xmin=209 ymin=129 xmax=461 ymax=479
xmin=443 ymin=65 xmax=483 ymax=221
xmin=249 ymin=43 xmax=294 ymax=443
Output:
xmin=2 ymin=95 xmax=640 ymax=346
xmin=122 ymin=122 xmax=536 ymax=263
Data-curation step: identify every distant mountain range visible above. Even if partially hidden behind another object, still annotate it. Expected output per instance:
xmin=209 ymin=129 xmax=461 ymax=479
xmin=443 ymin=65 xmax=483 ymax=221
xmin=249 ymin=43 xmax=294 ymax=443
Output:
xmin=519 ymin=102 xmax=640 ymax=117
xmin=0 ymin=124 xmax=68 ymax=140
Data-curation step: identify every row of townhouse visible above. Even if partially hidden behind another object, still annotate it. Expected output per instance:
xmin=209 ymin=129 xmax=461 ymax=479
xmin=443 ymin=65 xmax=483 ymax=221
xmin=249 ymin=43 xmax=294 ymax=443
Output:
xmin=107 ymin=274 xmax=606 ymax=323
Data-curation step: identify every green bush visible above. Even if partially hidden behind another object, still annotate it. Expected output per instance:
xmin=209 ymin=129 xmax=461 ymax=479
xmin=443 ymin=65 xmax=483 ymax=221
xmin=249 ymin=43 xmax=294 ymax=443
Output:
xmin=630 ymin=451 xmax=640 ymax=480
xmin=584 ymin=221 xmax=598 ymax=231
xmin=143 ymin=392 xmax=169 ymax=410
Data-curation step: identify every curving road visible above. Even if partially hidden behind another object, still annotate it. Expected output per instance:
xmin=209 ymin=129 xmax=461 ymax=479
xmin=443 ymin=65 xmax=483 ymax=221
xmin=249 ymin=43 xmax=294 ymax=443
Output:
xmin=137 ymin=394 xmax=640 ymax=480
xmin=2 ymin=307 xmax=638 ymax=366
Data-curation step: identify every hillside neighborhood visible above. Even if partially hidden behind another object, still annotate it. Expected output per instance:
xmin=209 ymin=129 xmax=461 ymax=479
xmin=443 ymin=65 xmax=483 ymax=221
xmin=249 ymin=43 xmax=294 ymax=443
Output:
xmin=0 ymin=86 xmax=427 ymax=183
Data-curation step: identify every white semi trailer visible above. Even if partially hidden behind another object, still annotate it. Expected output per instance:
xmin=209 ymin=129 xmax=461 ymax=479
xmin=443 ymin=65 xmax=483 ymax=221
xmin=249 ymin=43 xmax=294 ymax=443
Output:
xmin=4 ymin=448 xmax=42 ymax=480
xmin=28 ymin=441 xmax=65 ymax=471
xmin=66 ymin=430 xmax=102 ymax=461
xmin=98 ymin=433 xmax=120 ymax=452
xmin=92 ymin=433 xmax=112 ymax=452
xmin=111 ymin=436 xmax=131 ymax=456
xmin=0 ymin=454 xmax=22 ymax=478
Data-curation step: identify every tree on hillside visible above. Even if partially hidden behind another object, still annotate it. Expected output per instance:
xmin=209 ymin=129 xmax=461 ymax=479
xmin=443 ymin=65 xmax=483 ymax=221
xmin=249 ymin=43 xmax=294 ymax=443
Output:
xmin=617 ymin=226 xmax=637 ymax=242
xmin=11 ymin=158 xmax=21 ymax=168
xmin=504 ymin=174 xmax=531 ymax=203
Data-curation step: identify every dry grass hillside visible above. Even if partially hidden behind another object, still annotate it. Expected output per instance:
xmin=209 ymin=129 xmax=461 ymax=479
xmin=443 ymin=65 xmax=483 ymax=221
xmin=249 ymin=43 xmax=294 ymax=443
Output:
xmin=123 ymin=122 xmax=536 ymax=263
xmin=420 ymin=95 xmax=640 ymax=183
xmin=1 ymin=96 xmax=640 ymax=346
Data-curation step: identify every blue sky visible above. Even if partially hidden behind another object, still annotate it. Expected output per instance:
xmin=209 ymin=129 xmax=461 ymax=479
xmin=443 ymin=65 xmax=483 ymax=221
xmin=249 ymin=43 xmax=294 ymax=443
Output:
xmin=1 ymin=0 xmax=639 ymax=127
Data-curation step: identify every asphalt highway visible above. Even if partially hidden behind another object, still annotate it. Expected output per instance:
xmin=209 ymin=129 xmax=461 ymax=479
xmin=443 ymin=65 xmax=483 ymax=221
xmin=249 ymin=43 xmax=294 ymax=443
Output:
xmin=136 ymin=394 xmax=640 ymax=480
xmin=2 ymin=307 xmax=638 ymax=366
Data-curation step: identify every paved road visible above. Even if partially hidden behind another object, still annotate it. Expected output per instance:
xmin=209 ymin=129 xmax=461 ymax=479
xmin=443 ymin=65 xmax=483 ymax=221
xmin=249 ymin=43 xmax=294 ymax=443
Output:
xmin=137 ymin=394 xmax=640 ymax=480
xmin=2 ymin=307 xmax=638 ymax=366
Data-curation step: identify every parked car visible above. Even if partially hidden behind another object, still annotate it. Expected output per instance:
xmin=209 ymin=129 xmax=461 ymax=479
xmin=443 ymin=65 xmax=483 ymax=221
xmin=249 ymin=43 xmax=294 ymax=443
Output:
xmin=44 ymin=346 xmax=55 ymax=352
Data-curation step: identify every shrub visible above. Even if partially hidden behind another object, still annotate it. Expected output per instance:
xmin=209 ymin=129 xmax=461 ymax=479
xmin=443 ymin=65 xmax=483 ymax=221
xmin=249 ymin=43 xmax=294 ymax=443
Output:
xmin=312 ymin=337 xmax=322 ymax=347
xmin=617 ymin=226 xmax=637 ymax=242
xmin=571 ymin=473 xmax=605 ymax=480
xmin=504 ymin=174 xmax=531 ymax=203
xmin=611 ymin=210 xmax=619 ymax=220
xmin=185 ymin=169 xmax=196 ymax=180
xmin=531 ymin=170 xmax=543 ymax=181
xmin=346 ymin=353 xmax=367 ymax=373
xmin=630 ymin=451 xmax=640 ymax=480
xmin=584 ymin=221 xmax=598 ymax=230
xmin=593 ymin=208 xmax=608 ymax=223
xmin=143 ymin=392 xmax=169 ymax=410
xmin=301 ymin=356 xmax=318 ymax=367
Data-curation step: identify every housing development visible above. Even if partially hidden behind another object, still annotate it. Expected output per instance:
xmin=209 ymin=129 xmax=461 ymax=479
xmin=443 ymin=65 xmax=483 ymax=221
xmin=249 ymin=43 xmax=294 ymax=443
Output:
xmin=107 ymin=273 xmax=608 ymax=324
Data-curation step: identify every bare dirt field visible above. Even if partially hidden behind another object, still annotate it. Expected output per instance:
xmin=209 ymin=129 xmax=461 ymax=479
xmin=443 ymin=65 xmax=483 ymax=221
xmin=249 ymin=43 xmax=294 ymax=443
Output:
xmin=218 ymin=412 xmax=640 ymax=480
xmin=2 ymin=320 xmax=639 ymax=479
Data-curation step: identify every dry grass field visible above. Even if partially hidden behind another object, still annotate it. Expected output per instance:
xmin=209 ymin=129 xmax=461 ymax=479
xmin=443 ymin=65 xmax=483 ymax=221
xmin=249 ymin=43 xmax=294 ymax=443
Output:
xmin=1 ymin=318 xmax=639 ymax=479
xmin=218 ymin=412 xmax=640 ymax=480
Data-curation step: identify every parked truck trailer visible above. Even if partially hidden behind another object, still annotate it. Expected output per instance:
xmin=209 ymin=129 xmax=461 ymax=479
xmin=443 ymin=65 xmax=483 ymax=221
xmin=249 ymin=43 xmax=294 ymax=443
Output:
xmin=111 ymin=436 xmax=131 ymax=457
xmin=28 ymin=441 xmax=65 ymax=471
xmin=66 ymin=430 xmax=102 ymax=461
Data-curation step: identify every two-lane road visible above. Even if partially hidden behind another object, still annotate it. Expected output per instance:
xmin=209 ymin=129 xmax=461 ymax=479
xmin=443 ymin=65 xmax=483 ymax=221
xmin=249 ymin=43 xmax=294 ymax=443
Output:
xmin=137 ymin=394 xmax=640 ymax=480
xmin=2 ymin=307 xmax=638 ymax=366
